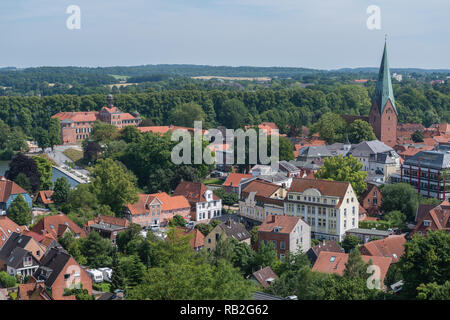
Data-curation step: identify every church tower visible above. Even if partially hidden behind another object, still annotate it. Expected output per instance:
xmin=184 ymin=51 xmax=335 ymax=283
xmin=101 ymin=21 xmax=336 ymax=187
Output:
xmin=369 ymin=41 xmax=398 ymax=147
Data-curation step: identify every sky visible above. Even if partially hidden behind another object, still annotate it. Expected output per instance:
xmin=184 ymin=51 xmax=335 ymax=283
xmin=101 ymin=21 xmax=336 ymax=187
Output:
xmin=0 ymin=0 xmax=449 ymax=70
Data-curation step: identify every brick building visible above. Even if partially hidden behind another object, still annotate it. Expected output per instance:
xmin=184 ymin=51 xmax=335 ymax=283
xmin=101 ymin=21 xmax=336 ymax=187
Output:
xmin=257 ymin=214 xmax=311 ymax=261
xmin=124 ymin=192 xmax=191 ymax=228
xmin=369 ymin=42 xmax=398 ymax=147
xmin=359 ymin=183 xmax=383 ymax=215
xmin=32 ymin=247 xmax=92 ymax=300
xmin=52 ymin=94 xmax=141 ymax=144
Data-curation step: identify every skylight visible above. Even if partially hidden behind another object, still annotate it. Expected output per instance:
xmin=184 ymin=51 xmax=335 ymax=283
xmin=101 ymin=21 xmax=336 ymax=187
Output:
xmin=330 ymin=256 xmax=336 ymax=262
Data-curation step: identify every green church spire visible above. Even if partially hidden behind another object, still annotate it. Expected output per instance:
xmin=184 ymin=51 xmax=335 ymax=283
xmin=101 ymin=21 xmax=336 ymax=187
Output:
xmin=373 ymin=40 xmax=397 ymax=116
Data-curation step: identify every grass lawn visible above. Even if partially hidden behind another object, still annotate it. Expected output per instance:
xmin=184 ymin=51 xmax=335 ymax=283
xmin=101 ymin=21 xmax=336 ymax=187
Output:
xmin=203 ymin=178 xmax=224 ymax=185
xmin=110 ymin=74 xmax=130 ymax=81
xmin=63 ymin=148 xmax=84 ymax=162
xmin=36 ymin=153 xmax=58 ymax=166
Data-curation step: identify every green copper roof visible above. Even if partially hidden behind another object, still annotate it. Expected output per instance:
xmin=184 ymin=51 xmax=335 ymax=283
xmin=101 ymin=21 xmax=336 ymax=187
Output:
xmin=373 ymin=42 xmax=397 ymax=116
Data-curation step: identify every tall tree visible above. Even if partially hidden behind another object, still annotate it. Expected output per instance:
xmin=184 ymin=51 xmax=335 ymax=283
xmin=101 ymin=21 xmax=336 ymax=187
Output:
xmin=8 ymin=195 xmax=31 ymax=226
xmin=110 ymin=250 xmax=125 ymax=292
xmin=315 ymin=155 xmax=368 ymax=195
xmin=48 ymin=117 xmax=62 ymax=149
xmin=91 ymin=158 xmax=139 ymax=215
xmin=168 ymin=102 xmax=207 ymax=128
xmin=310 ymin=112 xmax=346 ymax=144
xmin=380 ymin=183 xmax=418 ymax=222
xmin=33 ymin=156 xmax=53 ymax=190
xmin=348 ymin=120 xmax=377 ymax=144
xmin=52 ymin=177 xmax=71 ymax=204
xmin=399 ymin=230 xmax=450 ymax=298
xmin=6 ymin=154 xmax=41 ymax=193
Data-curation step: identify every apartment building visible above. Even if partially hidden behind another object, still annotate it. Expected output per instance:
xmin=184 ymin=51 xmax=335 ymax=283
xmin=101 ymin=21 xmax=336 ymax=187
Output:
xmin=284 ymin=178 xmax=359 ymax=241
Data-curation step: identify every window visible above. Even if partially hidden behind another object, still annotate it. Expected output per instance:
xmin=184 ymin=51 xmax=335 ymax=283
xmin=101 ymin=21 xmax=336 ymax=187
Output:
xmin=280 ymin=241 xmax=285 ymax=250
xmin=330 ymin=256 xmax=336 ymax=262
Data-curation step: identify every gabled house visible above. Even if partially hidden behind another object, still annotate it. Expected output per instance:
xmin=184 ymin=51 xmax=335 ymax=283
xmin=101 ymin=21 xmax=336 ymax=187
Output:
xmin=36 ymin=190 xmax=54 ymax=206
xmin=18 ymin=281 xmax=53 ymax=300
xmin=251 ymin=266 xmax=278 ymax=288
xmin=124 ymin=192 xmax=191 ymax=228
xmin=239 ymin=179 xmax=286 ymax=222
xmin=176 ymin=227 xmax=205 ymax=251
xmin=124 ymin=194 xmax=162 ymax=228
xmin=149 ymin=192 xmax=191 ymax=226
xmin=359 ymin=183 xmax=383 ymax=216
xmin=312 ymin=251 xmax=392 ymax=290
xmin=348 ymin=140 xmax=400 ymax=181
xmin=223 ymin=173 xmax=253 ymax=196
xmin=0 ymin=176 xmax=32 ymax=214
xmin=0 ymin=215 xmax=28 ymax=248
xmin=258 ymin=214 xmax=311 ymax=261
xmin=31 ymin=213 xmax=87 ymax=239
xmin=173 ymin=181 xmax=222 ymax=222
xmin=359 ymin=234 xmax=406 ymax=263
xmin=204 ymin=218 xmax=250 ymax=251
xmin=85 ymin=215 xmax=130 ymax=245
xmin=189 ymin=228 xmax=205 ymax=251
xmin=306 ymin=240 xmax=343 ymax=264
xmin=32 ymin=247 xmax=92 ymax=300
xmin=409 ymin=200 xmax=450 ymax=238
xmin=0 ymin=232 xmax=46 ymax=278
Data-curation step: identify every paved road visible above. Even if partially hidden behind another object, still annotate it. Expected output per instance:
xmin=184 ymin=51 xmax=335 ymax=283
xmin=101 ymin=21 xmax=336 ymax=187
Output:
xmin=45 ymin=145 xmax=90 ymax=176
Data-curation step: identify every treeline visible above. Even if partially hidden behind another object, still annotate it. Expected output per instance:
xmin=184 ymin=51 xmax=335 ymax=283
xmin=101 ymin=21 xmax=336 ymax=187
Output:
xmin=0 ymin=83 xmax=448 ymax=136
xmin=0 ymin=67 xmax=117 ymax=95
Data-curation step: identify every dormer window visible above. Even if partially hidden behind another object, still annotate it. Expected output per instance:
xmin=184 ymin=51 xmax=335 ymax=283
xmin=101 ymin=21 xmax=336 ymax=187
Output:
xmin=423 ymin=220 xmax=431 ymax=226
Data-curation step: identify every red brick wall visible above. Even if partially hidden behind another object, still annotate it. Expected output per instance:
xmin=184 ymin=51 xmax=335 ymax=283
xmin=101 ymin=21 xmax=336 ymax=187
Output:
xmin=257 ymin=231 xmax=290 ymax=260
xmin=50 ymin=256 xmax=92 ymax=300
xmin=369 ymin=100 xmax=397 ymax=147
xmin=361 ymin=186 xmax=383 ymax=211
xmin=380 ymin=100 xmax=397 ymax=147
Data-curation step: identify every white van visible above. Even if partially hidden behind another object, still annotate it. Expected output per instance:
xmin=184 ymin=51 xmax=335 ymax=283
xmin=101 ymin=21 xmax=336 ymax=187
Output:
xmin=98 ymin=267 xmax=112 ymax=282
xmin=86 ymin=269 xmax=104 ymax=283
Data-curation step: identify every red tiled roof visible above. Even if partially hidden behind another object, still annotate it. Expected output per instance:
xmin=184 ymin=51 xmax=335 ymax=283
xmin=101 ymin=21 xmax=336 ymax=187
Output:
xmin=38 ymin=190 xmax=54 ymax=205
xmin=148 ymin=192 xmax=190 ymax=211
xmin=173 ymin=181 xmax=220 ymax=204
xmin=252 ymin=266 xmax=278 ymax=288
xmin=223 ymin=173 xmax=252 ymax=187
xmin=22 ymin=230 xmax=46 ymax=243
xmin=241 ymin=180 xmax=281 ymax=199
xmin=31 ymin=213 xmax=86 ymax=238
xmin=0 ymin=216 xmax=28 ymax=248
xmin=125 ymin=194 xmax=157 ymax=215
xmin=310 ymin=240 xmax=343 ymax=257
xmin=187 ymin=228 xmax=205 ymax=249
xmin=137 ymin=125 xmax=206 ymax=135
xmin=288 ymin=178 xmax=351 ymax=207
xmin=125 ymin=193 xmax=190 ymax=215
xmin=259 ymin=215 xmax=301 ymax=234
xmin=360 ymin=235 xmax=406 ymax=263
xmin=52 ymin=111 xmax=98 ymax=123
xmin=0 ymin=176 xmax=28 ymax=203
xmin=95 ymin=215 xmax=130 ymax=228
xmin=312 ymin=251 xmax=392 ymax=284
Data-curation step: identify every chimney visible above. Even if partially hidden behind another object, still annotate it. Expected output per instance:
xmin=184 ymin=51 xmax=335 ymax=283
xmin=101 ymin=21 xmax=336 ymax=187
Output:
xmin=227 ymin=218 xmax=232 ymax=228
